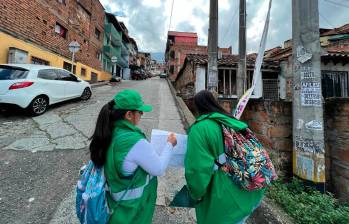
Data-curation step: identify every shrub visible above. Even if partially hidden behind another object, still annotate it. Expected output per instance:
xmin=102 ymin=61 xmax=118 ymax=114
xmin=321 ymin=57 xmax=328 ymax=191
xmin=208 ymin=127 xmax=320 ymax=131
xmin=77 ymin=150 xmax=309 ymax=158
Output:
xmin=267 ymin=178 xmax=349 ymax=224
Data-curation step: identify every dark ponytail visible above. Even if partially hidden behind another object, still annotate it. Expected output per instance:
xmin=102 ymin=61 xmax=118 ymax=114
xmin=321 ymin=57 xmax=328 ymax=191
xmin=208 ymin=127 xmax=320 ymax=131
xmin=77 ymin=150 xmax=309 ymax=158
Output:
xmin=89 ymin=100 xmax=127 ymax=168
xmin=194 ymin=90 xmax=235 ymax=118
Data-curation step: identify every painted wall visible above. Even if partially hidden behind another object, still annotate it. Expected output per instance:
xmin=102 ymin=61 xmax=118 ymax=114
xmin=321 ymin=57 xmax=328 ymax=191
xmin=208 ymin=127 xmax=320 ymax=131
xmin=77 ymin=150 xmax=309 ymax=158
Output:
xmin=0 ymin=31 xmax=111 ymax=81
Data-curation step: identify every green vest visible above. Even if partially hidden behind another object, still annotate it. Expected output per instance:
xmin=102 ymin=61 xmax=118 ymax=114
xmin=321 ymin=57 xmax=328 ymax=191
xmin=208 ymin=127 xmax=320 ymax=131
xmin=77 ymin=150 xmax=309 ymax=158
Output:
xmin=185 ymin=113 xmax=265 ymax=224
xmin=104 ymin=120 xmax=158 ymax=224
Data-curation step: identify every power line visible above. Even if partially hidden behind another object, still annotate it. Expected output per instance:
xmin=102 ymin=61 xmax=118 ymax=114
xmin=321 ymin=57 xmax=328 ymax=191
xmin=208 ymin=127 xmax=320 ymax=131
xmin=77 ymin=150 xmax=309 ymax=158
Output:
xmin=323 ymin=0 xmax=349 ymax=9
xmin=222 ymin=4 xmax=239 ymax=47
xmin=168 ymin=0 xmax=175 ymax=31
xmin=319 ymin=13 xmax=335 ymax=28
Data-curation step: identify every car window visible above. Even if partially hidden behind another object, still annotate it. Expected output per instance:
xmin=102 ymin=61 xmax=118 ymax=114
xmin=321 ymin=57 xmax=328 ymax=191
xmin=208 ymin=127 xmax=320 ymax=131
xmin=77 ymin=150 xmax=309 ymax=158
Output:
xmin=0 ymin=65 xmax=29 ymax=80
xmin=38 ymin=69 xmax=59 ymax=80
xmin=57 ymin=70 xmax=77 ymax=81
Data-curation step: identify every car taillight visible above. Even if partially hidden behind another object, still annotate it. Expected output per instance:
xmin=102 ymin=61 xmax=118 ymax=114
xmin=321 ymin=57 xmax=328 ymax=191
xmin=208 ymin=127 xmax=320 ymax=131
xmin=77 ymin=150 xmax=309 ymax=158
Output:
xmin=9 ymin=82 xmax=34 ymax=90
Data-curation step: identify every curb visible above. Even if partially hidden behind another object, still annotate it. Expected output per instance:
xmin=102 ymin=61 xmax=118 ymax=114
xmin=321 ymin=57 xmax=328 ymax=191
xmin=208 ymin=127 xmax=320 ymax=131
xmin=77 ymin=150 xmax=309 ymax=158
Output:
xmin=165 ymin=79 xmax=294 ymax=224
xmin=166 ymin=79 xmax=195 ymax=131
xmin=90 ymin=81 xmax=109 ymax=88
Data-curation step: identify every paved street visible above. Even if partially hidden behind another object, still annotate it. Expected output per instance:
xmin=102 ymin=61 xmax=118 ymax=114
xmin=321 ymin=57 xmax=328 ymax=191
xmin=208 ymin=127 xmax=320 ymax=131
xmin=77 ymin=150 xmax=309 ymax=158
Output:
xmin=0 ymin=78 xmax=195 ymax=224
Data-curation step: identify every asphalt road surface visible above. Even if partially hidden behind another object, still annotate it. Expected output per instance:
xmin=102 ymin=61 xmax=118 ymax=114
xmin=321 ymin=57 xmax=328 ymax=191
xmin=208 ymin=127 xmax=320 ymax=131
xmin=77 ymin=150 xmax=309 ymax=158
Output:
xmin=0 ymin=78 xmax=195 ymax=224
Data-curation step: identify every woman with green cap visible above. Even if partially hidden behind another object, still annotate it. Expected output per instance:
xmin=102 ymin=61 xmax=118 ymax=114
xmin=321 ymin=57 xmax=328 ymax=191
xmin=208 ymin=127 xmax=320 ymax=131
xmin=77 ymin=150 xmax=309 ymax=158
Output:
xmin=89 ymin=89 xmax=177 ymax=224
xmin=185 ymin=90 xmax=265 ymax=224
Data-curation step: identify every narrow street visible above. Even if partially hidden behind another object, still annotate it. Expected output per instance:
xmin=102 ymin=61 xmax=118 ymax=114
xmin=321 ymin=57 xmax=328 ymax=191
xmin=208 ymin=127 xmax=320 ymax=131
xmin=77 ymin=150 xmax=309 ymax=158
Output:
xmin=0 ymin=78 xmax=194 ymax=224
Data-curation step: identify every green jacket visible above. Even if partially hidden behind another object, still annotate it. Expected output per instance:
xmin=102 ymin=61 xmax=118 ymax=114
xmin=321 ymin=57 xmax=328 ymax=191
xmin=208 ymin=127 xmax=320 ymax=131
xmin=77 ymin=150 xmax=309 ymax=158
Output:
xmin=185 ymin=112 xmax=265 ymax=224
xmin=104 ymin=120 xmax=158 ymax=224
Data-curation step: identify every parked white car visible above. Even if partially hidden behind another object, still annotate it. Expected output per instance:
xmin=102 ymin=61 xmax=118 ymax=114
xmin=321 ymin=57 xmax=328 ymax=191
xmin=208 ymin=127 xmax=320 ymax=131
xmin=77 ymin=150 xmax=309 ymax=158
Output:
xmin=0 ymin=64 xmax=92 ymax=116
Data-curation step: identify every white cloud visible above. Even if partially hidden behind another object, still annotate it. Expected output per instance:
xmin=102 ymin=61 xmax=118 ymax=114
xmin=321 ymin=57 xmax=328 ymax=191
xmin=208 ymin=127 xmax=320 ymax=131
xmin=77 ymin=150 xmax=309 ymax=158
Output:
xmin=99 ymin=0 xmax=349 ymax=53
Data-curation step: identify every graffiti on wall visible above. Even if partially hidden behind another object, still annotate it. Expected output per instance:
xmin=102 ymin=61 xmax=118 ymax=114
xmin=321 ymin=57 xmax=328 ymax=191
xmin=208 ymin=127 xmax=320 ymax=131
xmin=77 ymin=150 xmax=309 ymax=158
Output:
xmin=295 ymin=136 xmax=324 ymax=154
xmin=296 ymin=155 xmax=314 ymax=180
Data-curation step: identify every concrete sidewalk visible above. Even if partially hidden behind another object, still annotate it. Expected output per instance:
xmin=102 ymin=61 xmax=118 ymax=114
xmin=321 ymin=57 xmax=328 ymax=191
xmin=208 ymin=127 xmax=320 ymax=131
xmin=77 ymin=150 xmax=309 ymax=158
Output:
xmin=49 ymin=78 xmax=195 ymax=224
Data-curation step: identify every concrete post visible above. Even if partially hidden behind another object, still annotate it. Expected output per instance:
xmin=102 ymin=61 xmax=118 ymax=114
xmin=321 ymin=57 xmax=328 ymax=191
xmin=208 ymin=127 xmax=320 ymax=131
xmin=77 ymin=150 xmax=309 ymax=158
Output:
xmin=292 ymin=0 xmax=326 ymax=191
xmin=237 ymin=0 xmax=247 ymax=98
xmin=207 ymin=0 xmax=218 ymax=93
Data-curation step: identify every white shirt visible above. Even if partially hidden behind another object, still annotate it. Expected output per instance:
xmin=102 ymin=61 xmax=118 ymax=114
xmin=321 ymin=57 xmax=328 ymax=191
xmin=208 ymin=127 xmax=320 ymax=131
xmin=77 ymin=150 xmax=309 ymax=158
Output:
xmin=121 ymin=139 xmax=173 ymax=176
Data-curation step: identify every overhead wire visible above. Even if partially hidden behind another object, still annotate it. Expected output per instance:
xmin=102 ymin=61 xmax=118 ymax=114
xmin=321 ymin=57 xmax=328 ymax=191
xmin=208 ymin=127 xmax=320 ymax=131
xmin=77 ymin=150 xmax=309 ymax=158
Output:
xmin=222 ymin=3 xmax=239 ymax=47
xmin=319 ymin=13 xmax=335 ymax=28
xmin=168 ymin=0 xmax=175 ymax=31
xmin=323 ymin=0 xmax=349 ymax=9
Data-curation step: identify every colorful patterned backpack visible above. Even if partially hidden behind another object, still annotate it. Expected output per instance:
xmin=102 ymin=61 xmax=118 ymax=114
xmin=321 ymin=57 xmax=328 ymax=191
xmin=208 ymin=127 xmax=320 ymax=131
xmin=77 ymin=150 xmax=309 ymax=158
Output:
xmin=215 ymin=124 xmax=278 ymax=191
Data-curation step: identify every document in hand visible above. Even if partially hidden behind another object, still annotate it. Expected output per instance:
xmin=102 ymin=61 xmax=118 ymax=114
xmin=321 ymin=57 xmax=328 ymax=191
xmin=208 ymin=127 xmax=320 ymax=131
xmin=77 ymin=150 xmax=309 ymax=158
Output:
xmin=150 ymin=129 xmax=188 ymax=167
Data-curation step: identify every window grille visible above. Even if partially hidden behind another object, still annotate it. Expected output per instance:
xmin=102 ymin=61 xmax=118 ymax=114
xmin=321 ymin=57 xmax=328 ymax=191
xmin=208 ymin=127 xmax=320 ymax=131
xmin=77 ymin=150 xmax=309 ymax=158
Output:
xmin=322 ymin=70 xmax=349 ymax=98
xmin=263 ymin=79 xmax=279 ymax=100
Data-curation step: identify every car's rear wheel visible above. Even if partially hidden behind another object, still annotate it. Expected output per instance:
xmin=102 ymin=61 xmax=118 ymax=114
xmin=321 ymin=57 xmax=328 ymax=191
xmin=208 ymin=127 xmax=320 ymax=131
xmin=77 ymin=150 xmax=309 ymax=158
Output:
xmin=81 ymin=87 xmax=92 ymax=100
xmin=28 ymin=95 xmax=49 ymax=116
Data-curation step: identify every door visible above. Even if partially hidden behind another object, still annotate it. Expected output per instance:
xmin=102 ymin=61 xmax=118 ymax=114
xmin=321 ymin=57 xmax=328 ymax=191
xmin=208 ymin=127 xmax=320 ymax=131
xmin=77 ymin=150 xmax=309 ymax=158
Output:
xmin=91 ymin=72 xmax=98 ymax=83
xmin=37 ymin=69 xmax=65 ymax=104
xmin=57 ymin=70 xmax=84 ymax=99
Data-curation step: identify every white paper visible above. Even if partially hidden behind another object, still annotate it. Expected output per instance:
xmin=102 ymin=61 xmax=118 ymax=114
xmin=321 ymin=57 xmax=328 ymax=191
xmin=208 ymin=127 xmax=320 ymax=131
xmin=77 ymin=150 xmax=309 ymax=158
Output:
xmin=150 ymin=129 xmax=188 ymax=167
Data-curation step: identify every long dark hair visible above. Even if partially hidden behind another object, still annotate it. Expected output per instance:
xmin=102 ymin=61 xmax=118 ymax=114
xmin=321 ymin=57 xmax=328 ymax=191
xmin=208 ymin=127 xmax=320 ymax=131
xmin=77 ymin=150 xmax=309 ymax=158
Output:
xmin=90 ymin=100 xmax=127 ymax=168
xmin=194 ymin=90 xmax=234 ymax=118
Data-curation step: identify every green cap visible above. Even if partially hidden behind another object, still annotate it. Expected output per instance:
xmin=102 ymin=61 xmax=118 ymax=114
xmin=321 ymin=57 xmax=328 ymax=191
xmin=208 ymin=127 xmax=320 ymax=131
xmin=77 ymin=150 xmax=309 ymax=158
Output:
xmin=113 ymin=89 xmax=152 ymax=112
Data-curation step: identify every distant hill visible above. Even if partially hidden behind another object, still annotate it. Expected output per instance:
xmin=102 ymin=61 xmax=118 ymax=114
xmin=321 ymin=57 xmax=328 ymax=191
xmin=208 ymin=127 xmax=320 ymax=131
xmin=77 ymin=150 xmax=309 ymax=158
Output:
xmin=151 ymin=52 xmax=165 ymax=62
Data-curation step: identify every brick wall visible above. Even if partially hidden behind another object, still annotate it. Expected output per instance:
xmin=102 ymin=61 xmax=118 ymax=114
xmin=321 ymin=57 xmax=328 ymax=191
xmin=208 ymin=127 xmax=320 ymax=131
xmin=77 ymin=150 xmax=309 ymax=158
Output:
xmin=0 ymin=0 xmax=104 ymax=70
xmin=325 ymin=99 xmax=349 ymax=201
xmin=240 ymin=100 xmax=293 ymax=176
xmin=175 ymin=61 xmax=195 ymax=99
xmin=167 ymin=44 xmax=232 ymax=81
xmin=235 ymin=99 xmax=349 ymax=201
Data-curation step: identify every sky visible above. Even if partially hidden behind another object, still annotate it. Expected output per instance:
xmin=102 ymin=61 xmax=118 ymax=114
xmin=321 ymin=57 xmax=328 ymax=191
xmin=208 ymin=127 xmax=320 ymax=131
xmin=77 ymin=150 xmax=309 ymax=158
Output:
xmin=100 ymin=0 xmax=349 ymax=54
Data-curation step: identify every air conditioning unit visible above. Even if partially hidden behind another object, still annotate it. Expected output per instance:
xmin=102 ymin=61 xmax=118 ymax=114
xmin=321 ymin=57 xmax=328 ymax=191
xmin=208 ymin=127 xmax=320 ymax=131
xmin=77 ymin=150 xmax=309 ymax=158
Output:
xmin=8 ymin=47 xmax=28 ymax=64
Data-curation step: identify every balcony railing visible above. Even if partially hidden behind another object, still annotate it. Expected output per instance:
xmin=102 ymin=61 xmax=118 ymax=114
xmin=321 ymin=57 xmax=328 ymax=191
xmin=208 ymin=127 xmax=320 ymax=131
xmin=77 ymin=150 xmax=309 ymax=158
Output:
xmin=105 ymin=23 xmax=122 ymax=46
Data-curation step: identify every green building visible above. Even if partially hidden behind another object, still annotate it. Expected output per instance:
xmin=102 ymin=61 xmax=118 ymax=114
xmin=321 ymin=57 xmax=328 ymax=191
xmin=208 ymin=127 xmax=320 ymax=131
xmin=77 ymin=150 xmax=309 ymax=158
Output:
xmin=103 ymin=13 xmax=131 ymax=78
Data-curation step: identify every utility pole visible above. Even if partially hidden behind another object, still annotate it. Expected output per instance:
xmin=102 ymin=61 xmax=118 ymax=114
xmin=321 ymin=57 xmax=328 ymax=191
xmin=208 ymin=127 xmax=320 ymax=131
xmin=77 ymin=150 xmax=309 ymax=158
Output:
xmin=207 ymin=0 xmax=218 ymax=93
xmin=292 ymin=0 xmax=325 ymax=191
xmin=237 ymin=0 xmax=246 ymax=98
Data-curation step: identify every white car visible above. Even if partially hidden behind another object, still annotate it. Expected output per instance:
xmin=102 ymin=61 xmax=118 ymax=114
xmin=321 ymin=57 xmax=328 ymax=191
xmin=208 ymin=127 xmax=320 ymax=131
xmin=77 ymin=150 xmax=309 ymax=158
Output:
xmin=0 ymin=64 xmax=92 ymax=116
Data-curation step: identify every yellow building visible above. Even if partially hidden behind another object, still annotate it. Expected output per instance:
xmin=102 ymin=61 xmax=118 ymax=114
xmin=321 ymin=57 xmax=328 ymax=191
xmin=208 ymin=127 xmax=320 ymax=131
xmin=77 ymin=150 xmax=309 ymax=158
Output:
xmin=0 ymin=31 xmax=111 ymax=81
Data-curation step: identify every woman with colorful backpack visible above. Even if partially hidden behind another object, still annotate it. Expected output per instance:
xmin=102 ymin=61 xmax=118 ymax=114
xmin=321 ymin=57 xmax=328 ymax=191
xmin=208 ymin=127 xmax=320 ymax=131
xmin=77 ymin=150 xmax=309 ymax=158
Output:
xmin=89 ymin=89 xmax=177 ymax=224
xmin=185 ymin=90 xmax=276 ymax=224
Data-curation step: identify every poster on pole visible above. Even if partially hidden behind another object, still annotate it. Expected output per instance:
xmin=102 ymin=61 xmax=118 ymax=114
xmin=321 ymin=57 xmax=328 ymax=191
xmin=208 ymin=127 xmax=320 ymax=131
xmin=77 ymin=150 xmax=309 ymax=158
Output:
xmin=233 ymin=0 xmax=272 ymax=120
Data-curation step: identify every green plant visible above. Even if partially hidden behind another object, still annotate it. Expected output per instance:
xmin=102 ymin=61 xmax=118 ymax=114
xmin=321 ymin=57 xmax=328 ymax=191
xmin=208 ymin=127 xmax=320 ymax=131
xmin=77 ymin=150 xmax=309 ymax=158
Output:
xmin=267 ymin=178 xmax=349 ymax=224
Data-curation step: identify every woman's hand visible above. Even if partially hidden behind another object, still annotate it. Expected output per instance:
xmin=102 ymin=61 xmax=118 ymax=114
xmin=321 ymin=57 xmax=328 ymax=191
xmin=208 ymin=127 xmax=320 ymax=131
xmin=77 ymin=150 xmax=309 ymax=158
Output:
xmin=167 ymin=133 xmax=177 ymax=147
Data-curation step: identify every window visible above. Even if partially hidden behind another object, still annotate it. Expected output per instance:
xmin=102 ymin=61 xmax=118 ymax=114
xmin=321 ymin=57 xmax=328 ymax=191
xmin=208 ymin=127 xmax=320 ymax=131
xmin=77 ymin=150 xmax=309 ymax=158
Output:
xmin=55 ymin=23 xmax=67 ymax=38
xmin=95 ymin=28 xmax=101 ymax=40
xmin=81 ymin=67 xmax=86 ymax=77
xmin=261 ymin=72 xmax=279 ymax=100
xmin=96 ymin=52 xmax=102 ymax=61
xmin=263 ymin=79 xmax=279 ymax=100
xmin=31 ymin=56 xmax=50 ymax=65
xmin=169 ymin=65 xmax=174 ymax=74
xmin=38 ymin=69 xmax=59 ymax=80
xmin=91 ymin=72 xmax=98 ymax=83
xmin=58 ymin=70 xmax=78 ymax=82
xmin=0 ymin=65 xmax=28 ymax=80
xmin=63 ymin=61 xmax=76 ymax=74
xmin=218 ymin=69 xmax=237 ymax=97
xmin=170 ymin=51 xmax=175 ymax=59
xmin=322 ymin=70 xmax=349 ymax=98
